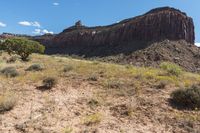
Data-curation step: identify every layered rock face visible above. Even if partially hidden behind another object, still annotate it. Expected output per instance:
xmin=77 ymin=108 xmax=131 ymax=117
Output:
xmin=36 ymin=7 xmax=195 ymax=56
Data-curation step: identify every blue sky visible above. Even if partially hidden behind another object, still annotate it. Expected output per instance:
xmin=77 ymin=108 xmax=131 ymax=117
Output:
xmin=0 ymin=0 xmax=200 ymax=44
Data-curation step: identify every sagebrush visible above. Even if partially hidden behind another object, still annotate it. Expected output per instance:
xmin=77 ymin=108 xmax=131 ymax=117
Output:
xmin=171 ymin=85 xmax=200 ymax=109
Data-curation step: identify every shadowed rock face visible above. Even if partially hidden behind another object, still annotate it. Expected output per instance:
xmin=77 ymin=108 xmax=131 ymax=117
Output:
xmin=25 ymin=7 xmax=196 ymax=56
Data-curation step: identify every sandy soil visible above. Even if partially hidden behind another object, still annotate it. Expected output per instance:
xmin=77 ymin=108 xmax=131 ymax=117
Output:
xmin=1 ymin=78 xmax=200 ymax=133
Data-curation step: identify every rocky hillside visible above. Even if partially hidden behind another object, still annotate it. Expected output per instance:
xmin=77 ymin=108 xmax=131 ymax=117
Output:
xmin=33 ymin=7 xmax=195 ymax=56
xmin=96 ymin=40 xmax=200 ymax=72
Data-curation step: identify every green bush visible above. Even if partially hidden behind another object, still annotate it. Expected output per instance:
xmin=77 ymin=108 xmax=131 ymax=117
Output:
xmin=42 ymin=77 xmax=57 ymax=89
xmin=26 ymin=64 xmax=43 ymax=71
xmin=1 ymin=67 xmax=19 ymax=77
xmin=171 ymin=85 xmax=200 ymax=109
xmin=160 ymin=62 xmax=182 ymax=76
xmin=0 ymin=37 xmax=45 ymax=61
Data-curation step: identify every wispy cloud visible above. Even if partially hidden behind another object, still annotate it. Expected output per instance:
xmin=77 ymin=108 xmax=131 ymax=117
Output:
xmin=33 ymin=29 xmax=54 ymax=35
xmin=53 ymin=2 xmax=59 ymax=6
xmin=195 ymin=43 xmax=200 ymax=47
xmin=18 ymin=21 xmax=41 ymax=28
xmin=0 ymin=22 xmax=7 ymax=27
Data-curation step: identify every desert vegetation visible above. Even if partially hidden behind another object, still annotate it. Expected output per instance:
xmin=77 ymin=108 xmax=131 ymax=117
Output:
xmin=160 ymin=62 xmax=182 ymax=76
xmin=63 ymin=64 xmax=73 ymax=72
xmin=26 ymin=64 xmax=44 ymax=71
xmin=0 ymin=66 xmax=19 ymax=77
xmin=0 ymin=5 xmax=200 ymax=133
xmin=0 ymin=92 xmax=17 ymax=113
xmin=42 ymin=77 xmax=57 ymax=89
xmin=171 ymin=85 xmax=200 ymax=109
xmin=0 ymin=37 xmax=45 ymax=61
xmin=6 ymin=56 xmax=18 ymax=63
xmin=83 ymin=113 xmax=102 ymax=126
xmin=0 ymin=52 xmax=200 ymax=132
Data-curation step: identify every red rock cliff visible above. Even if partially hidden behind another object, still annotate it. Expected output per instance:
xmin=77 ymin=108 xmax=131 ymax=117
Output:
xmin=34 ymin=7 xmax=195 ymax=56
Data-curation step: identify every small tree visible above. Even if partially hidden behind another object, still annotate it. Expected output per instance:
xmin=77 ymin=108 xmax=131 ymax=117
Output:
xmin=0 ymin=37 xmax=45 ymax=61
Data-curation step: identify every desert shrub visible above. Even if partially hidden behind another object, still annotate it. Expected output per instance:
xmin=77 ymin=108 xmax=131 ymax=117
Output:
xmin=106 ymin=80 xmax=123 ymax=89
xmin=63 ymin=65 xmax=73 ymax=72
xmin=6 ymin=56 xmax=18 ymax=63
xmin=0 ymin=37 xmax=45 ymax=61
xmin=110 ymin=104 xmax=134 ymax=117
xmin=26 ymin=64 xmax=43 ymax=71
xmin=1 ymin=67 xmax=19 ymax=77
xmin=83 ymin=113 xmax=102 ymax=126
xmin=42 ymin=77 xmax=57 ymax=89
xmin=0 ymin=92 xmax=17 ymax=113
xmin=171 ymin=85 xmax=200 ymax=109
xmin=92 ymin=61 xmax=100 ymax=65
xmin=87 ymin=75 xmax=98 ymax=81
xmin=160 ymin=62 xmax=182 ymax=76
xmin=88 ymin=99 xmax=100 ymax=108
xmin=157 ymin=80 xmax=169 ymax=89
xmin=63 ymin=127 xmax=73 ymax=133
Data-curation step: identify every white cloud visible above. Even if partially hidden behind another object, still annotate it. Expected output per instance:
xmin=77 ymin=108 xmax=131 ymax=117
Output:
xmin=33 ymin=29 xmax=53 ymax=35
xmin=195 ymin=43 xmax=200 ymax=47
xmin=0 ymin=22 xmax=7 ymax=27
xmin=18 ymin=21 xmax=41 ymax=28
xmin=19 ymin=21 xmax=31 ymax=26
xmin=53 ymin=2 xmax=59 ymax=6
xmin=42 ymin=29 xmax=54 ymax=34
xmin=33 ymin=29 xmax=41 ymax=34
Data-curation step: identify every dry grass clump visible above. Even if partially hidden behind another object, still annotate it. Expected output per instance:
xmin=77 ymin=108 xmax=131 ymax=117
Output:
xmin=156 ymin=80 xmax=169 ymax=89
xmin=42 ymin=77 xmax=57 ymax=89
xmin=63 ymin=65 xmax=73 ymax=72
xmin=87 ymin=74 xmax=98 ymax=81
xmin=0 ymin=92 xmax=17 ymax=113
xmin=26 ymin=64 xmax=43 ymax=71
xmin=105 ymin=79 xmax=124 ymax=89
xmin=63 ymin=126 xmax=73 ymax=133
xmin=88 ymin=98 xmax=100 ymax=108
xmin=0 ymin=66 xmax=19 ymax=77
xmin=6 ymin=56 xmax=18 ymax=63
xmin=110 ymin=104 xmax=134 ymax=117
xmin=83 ymin=113 xmax=102 ymax=126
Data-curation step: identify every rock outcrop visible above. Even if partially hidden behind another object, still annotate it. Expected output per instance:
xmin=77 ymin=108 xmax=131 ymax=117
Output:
xmin=35 ymin=7 xmax=195 ymax=56
xmin=98 ymin=40 xmax=200 ymax=72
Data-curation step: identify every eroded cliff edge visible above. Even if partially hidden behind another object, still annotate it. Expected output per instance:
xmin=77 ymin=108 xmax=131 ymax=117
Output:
xmin=33 ymin=7 xmax=195 ymax=56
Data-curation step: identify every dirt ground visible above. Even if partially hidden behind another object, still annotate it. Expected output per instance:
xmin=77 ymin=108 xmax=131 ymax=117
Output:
xmin=0 ymin=54 xmax=200 ymax=133
xmin=1 ymin=80 xmax=200 ymax=133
